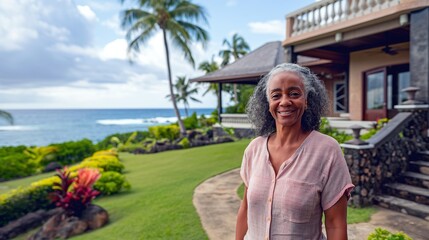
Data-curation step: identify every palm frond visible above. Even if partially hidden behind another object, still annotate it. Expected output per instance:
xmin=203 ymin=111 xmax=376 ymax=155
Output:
xmin=168 ymin=26 xmax=195 ymax=67
xmin=121 ymin=9 xmax=151 ymax=28
xmin=0 ymin=110 xmax=13 ymax=125
xmin=170 ymin=1 xmax=209 ymax=25
xmin=189 ymin=97 xmax=201 ymax=103
xmin=176 ymin=20 xmax=209 ymax=48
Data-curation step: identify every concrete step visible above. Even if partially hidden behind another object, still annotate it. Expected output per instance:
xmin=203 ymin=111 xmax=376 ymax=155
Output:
xmin=402 ymin=172 xmax=429 ymax=188
xmin=374 ymin=195 xmax=429 ymax=221
xmin=409 ymin=161 xmax=429 ymax=175
xmin=384 ymin=183 xmax=429 ymax=205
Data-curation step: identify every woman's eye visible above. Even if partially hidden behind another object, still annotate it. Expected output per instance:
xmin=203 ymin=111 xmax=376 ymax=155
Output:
xmin=289 ymin=91 xmax=301 ymax=98
xmin=271 ymin=94 xmax=280 ymax=99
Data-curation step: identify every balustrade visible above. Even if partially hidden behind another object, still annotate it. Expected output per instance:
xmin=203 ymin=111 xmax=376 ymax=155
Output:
xmin=288 ymin=0 xmax=400 ymax=37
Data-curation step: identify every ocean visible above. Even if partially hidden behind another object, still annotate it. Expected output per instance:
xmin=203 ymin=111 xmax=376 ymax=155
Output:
xmin=0 ymin=108 xmax=214 ymax=147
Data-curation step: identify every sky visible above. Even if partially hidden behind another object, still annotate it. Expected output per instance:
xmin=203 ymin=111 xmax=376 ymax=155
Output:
xmin=0 ymin=0 xmax=315 ymax=110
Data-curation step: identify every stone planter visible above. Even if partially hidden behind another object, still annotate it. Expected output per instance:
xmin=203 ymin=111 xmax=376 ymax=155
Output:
xmin=28 ymin=204 xmax=109 ymax=240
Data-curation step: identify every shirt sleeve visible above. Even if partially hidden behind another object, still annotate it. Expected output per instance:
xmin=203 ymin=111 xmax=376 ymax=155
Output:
xmin=321 ymin=143 xmax=354 ymax=211
xmin=240 ymin=148 xmax=250 ymax=188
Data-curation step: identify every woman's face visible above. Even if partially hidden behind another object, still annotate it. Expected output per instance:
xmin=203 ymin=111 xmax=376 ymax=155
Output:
xmin=267 ymin=71 xmax=307 ymax=129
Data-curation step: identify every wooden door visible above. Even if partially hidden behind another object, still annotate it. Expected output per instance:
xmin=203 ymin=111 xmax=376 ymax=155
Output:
xmin=364 ymin=69 xmax=387 ymax=121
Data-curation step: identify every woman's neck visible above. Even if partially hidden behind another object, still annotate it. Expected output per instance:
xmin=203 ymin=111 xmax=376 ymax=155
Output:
xmin=272 ymin=125 xmax=309 ymax=146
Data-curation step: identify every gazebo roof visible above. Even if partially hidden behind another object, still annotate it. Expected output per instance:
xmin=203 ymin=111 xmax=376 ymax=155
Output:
xmin=190 ymin=41 xmax=286 ymax=84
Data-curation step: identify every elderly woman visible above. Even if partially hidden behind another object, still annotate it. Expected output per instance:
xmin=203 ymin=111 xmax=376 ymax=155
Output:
xmin=236 ymin=63 xmax=354 ymax=240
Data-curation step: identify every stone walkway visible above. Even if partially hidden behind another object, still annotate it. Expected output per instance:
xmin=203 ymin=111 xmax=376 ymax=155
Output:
xmin=193 ymin=169 xmax=429 ymax=240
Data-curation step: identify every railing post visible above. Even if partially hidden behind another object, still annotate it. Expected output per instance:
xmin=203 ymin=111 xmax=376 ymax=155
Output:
xmin=338 ymin=0 xmax=344 ymax=21
xmin=346 ymin=124 xmax=369 ymax=145
xmin=401 ymin=86 xmax=423 ymax=105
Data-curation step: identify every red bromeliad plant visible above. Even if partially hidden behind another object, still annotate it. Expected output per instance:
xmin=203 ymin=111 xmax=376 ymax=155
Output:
xmin=50 ymin=167 xmax=101 ymax=216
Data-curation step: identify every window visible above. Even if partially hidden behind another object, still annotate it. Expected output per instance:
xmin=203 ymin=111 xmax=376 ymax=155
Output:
xmin=334 ymin=81 xmax=346 ymax=113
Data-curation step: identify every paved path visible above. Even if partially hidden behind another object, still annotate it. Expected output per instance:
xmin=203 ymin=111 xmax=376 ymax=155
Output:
xmin=193 ymin=169 xmax=429 ymax=240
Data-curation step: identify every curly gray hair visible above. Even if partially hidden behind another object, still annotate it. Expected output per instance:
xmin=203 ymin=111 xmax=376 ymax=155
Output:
xmin=246 ymin=63 xmax=328 ymax=136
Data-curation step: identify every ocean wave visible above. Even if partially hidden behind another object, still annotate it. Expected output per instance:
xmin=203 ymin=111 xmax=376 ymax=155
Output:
xmin=96 ymin=117 xmax=178 ymax=126
xmin=0 ymin=125 xmax=37 ymax=131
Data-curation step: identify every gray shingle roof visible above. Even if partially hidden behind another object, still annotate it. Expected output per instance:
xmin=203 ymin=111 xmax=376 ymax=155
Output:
xmin=191 ymin=41 xmax=286 ymax=84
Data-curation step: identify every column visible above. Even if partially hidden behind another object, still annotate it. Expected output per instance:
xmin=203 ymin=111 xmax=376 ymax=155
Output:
xmin=410 ymin=8 xmax=429 ymax=103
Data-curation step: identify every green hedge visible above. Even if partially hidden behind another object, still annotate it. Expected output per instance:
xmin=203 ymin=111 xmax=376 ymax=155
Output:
xmin=0 ymin=153 xmax=37 ymax=181
xmin=94 ymin=171 xmax=131 ymax=195
xmin=96 ymin=131 xmax=151 ymax=150
xmin=0 ymin=140 xmax=96 ymax=181
xmin=51 ymin=139 xmax=96 ymax=165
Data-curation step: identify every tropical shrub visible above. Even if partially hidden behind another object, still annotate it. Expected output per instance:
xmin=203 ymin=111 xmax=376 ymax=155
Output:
xmin=96 ymin=131 xmax=151 ymax=150
xmin=0 ymin=145 xmax=27 ymax=156
xmin=50 ymin=167 xmax=100 ymax=216
xmin=51 ymin=139 xmax=96 ymax=166
xmin=0 ymin=150 xmax=130 ymax=227
xmin=199 ymin=114 xmax=216 ymax=127
xmin=222 ymin=127 xmax=235 ymax=137
xmin=94 ymin=171 xmax=131 ymax=195
xmin=24 ymin=146 xmax=58 ymax=169
xmin=319 ymin=118 xmax=353 ymax=144
xmin=178 ymin=137 xmax=190 ymax=149
xmin=117 ymin=142 xmax=146 ymax=153
xmin=0 ymin=152 xmax=37 ymax=181
xmin=0 ymin=146 xmax=35 ymax=181
xmin=0 ymin=184 xmax=54 ymax=227
xmin=0 ymin=141 xmax=96 ymax=181
xmin=367 ymin=227 xmax=412 ymax=240
xmin=361 ymin=118 xmax=389 ymax=140
xmin=69 ymin=154 xmax=125 ymax=173
xmin=225 ymin=85 xmax=255 ymax=113
xmin=149 ymin=125 xmax=180 ymax=141
xmin=183 ymin=112 xmax=199 ymax=129
xmin=211 ymin=109 xmax=219 ymax=122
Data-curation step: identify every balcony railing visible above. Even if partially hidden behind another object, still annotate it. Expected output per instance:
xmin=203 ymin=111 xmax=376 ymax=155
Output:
xmin=286 ymin=0 xmax=400 ymax=38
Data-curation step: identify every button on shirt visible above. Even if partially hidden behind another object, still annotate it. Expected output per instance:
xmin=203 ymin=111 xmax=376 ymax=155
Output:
xmin=240 ymin=131 xmax=354 ymax=240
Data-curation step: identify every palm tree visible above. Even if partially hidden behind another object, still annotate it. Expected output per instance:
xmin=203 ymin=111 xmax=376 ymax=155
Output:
xmin=166 ymin=76 xmax=201 ymax=117
xmin=120 ymin=0 xmax=209 ymax=136
xmin=218 ymin=33 xmax=250 ymax=103
xmin=0 ymin=110 xmax=13 ymax=125
xmin=198 ymin=56 xmax=219 ymax=97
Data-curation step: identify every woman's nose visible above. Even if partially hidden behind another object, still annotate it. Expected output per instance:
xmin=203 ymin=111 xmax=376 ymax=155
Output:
xmin=279 ymin=95 xmax=292 ymax=106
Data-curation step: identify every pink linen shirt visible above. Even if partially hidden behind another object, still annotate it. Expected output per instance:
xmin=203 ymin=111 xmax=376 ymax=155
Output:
xmin=240 ymin=131 xmax=354 ymax=240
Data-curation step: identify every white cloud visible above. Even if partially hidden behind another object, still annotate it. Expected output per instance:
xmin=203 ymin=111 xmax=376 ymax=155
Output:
xmin=0 ymin=0 xmax=39 ymax=51
xmin=99 ymin=39 xmax=128 ymax=61
xmin=0 ymin=0 xmax=219 ymax=109
xmin=51 ymin=43 xmax=98 ymax=58
xmin=102 ymin=15 xmax=126 ymax=37
xmin=77 ymin=5 xmax=97 ymax=22
xmin=248 ymin=20 xmax=284 ymax=36
xmin=84 ymin=1 xmax=121 ymax=12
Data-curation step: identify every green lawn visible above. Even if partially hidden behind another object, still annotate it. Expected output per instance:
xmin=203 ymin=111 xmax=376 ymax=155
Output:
xmin=13 ymin=140 xmax=250 ymax=240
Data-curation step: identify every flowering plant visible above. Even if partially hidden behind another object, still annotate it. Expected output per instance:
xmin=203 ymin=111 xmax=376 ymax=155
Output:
xmin=50 ymin=167 xmax=100 ymax=216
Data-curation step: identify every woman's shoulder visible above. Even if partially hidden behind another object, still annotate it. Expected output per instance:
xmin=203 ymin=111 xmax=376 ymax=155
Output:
xmin=245 ymin=136 xmax=267 ymax=151
xmin=309 ymin=131 xmax=342 ymax=148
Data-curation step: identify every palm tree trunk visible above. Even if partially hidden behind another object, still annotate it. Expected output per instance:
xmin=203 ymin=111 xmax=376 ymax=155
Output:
xmin=184 ymin=105 xmax=189 ymax=117
xmin=162 ymin=29 xmax=186 ymax=136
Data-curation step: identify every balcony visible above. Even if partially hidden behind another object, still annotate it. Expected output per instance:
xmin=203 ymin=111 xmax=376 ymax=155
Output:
xmin=283 ymin=0 xmax=426 ymax=46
